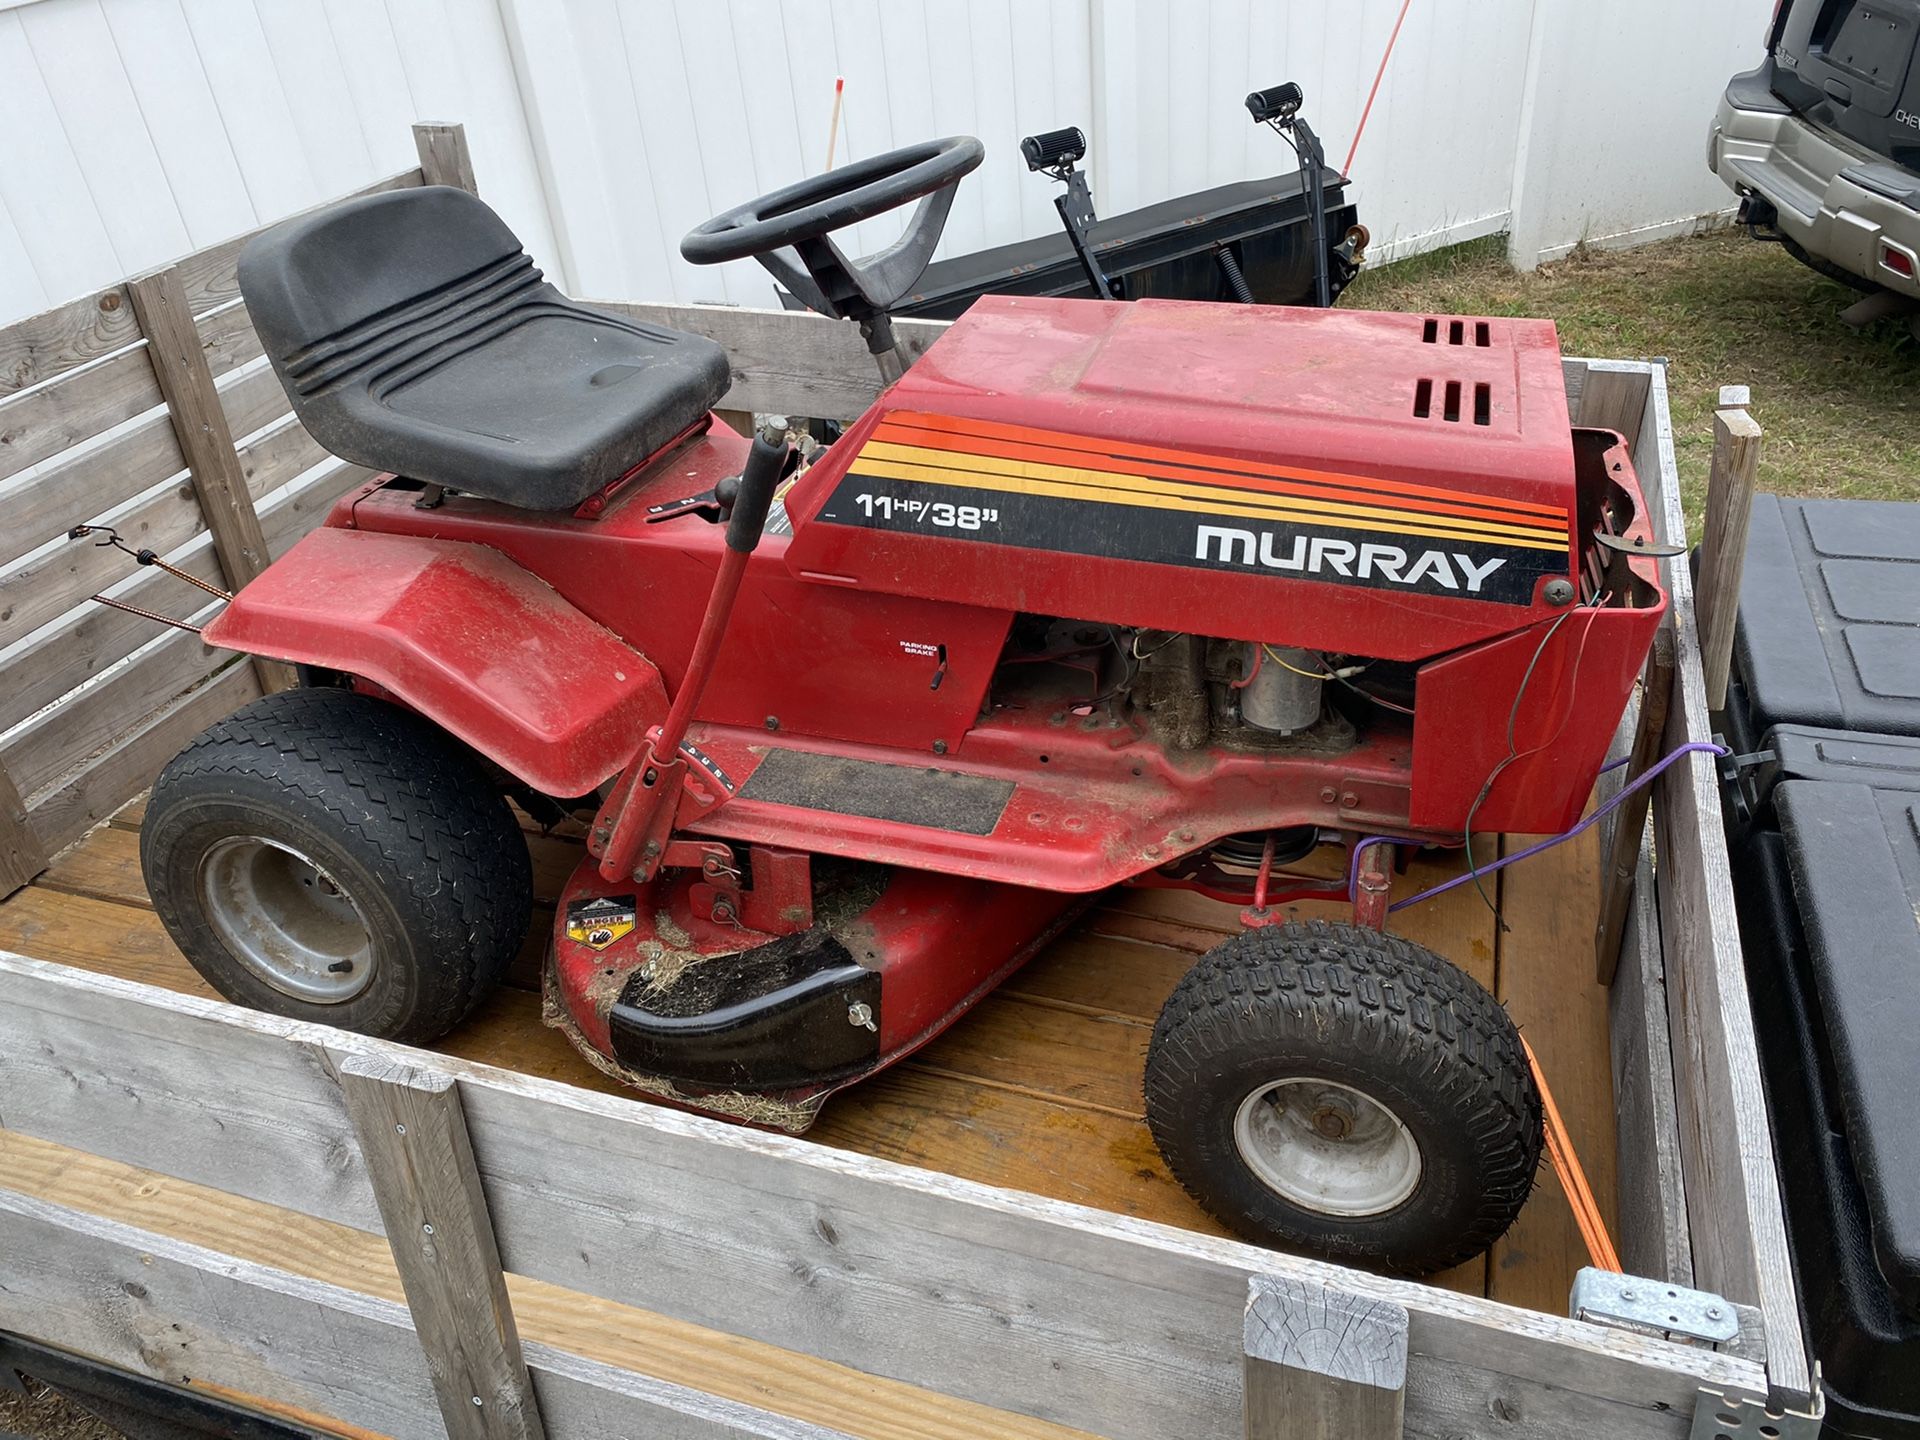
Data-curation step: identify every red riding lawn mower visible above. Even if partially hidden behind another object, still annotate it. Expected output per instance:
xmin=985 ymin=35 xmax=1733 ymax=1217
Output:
xmin=125 ymin=135 xmax=1672 ymax=1276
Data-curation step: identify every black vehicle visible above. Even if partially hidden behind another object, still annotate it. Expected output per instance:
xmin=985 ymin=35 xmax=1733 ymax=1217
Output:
xmin=781 ymin=82 xmax=1368 ymax=323
xmin=1710 ymin=0 xmax=1920 ymax=322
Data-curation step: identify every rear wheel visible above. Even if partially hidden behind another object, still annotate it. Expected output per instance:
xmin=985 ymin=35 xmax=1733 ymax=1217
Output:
xmin=142 ymin=687 xmax=532 ymax=1044
xmin=1145 ymin=919 xmax=1541 ymax=1276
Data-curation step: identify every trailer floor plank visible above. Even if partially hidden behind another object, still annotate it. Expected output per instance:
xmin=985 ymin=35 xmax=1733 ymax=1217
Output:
xmin=1491 ymin=824 xmax=1620 ymax=1312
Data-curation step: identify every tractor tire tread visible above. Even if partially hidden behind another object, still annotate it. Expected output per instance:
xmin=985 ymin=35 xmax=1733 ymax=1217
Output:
xmin=145 ymin=688 xmax=530 ymax=1042
xmin=1146 ymin=918 xmax=1541 ymax=1276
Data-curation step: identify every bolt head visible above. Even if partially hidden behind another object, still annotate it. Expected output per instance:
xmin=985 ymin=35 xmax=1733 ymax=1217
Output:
xmin=1339 ymin=791 xmax=1360 ymax=809
xmin=1544 ymin=578 xmax=1576 ymax=606
xmin=1318 ymin=786 xmax=1338 ymax=804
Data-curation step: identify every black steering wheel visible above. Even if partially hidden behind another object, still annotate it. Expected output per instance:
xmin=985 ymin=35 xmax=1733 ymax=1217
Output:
xmin=681 ymin=136 xmax=983 ymax=357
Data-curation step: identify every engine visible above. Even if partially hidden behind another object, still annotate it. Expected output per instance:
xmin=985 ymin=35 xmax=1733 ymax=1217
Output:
xmin=986 ymin=615 xmax=1421 ymax=756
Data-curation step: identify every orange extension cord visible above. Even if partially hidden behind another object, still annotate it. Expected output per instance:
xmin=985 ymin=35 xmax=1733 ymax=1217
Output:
xmin=1522 ymin=1036 xmax=1623 ymax=1273
xmin=1343 ymin=0 xmax=1417 ymax=175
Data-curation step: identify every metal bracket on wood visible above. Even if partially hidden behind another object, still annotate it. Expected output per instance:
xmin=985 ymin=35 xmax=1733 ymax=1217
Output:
xmin=337 ymin=1053 xmax=546 ymax=1440
xmin=1690 ymin=1384 xmax=1822 ymax=1440
xmin=1243 ymin=1274 xmax=1407 ymax=1440
xmin=1571 ymin=1266 xmax=1740 ymax=1349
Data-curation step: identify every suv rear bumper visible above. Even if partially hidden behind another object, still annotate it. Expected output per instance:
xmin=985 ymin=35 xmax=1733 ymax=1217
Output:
xmin=1710 ymin=69 xmax=1920 ymax=298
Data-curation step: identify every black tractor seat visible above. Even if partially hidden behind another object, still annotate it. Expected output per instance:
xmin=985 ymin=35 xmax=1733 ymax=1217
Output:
xmin=238 ymin=186 xmax=730 ymax=512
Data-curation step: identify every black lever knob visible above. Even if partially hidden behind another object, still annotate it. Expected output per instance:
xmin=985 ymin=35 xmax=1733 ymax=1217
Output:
xmin=725 ymin=424 xmax=789 ymax=554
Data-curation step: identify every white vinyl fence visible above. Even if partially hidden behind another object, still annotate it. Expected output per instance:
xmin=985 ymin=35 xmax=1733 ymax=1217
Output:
xmin=0 ymin=0 xmax=1771 ymax=329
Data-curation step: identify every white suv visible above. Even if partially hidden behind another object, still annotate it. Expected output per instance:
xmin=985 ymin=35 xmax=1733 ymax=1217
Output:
xmin=1710 ymin=0 xmax=1920 ymax=308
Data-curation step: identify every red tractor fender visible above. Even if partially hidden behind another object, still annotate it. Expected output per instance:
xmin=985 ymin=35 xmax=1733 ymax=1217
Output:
xmin=202 ymin=528 xmax=665 ymax=798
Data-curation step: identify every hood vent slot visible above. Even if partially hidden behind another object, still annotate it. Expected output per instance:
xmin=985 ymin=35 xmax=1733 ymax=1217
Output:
xmin=1420 ymin=317 xmax=1494 ymax=346
xmin=1413 ymin=379 xmax=1493 ymax=425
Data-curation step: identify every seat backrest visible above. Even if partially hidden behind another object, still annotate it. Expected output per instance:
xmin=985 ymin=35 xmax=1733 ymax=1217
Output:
xmin=237 ymin=185 xmax=731 ymax=511
xmin=238 ymin=186 xmax=540 ymax=404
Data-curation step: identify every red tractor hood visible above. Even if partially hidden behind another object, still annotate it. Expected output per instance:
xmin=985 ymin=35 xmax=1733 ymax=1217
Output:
xmin=784 ymin=297 xmax=1583 ymax=661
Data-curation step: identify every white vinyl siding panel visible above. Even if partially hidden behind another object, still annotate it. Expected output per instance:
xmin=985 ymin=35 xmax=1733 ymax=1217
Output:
xmin=0 ymin=0 xmax=1775 ymax=326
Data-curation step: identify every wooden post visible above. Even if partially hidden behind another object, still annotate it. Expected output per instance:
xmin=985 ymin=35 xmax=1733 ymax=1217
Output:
xmin=1595 ymin=626 xmax=1677 ymax=985
xmin=0 ymin=758 xmax=48 ymax=898
xmin=414 ymin=123 xmax=479 ymax=194
xmin=338 ymin=1054 xmax=546 ymax=1440
xmin=126 ymin=265 xmax=295 ymax=695
xmin=1693 ymin=387 xmax=1763 ymax=712
xmin=1244 ymin=1275 xmax=1406 ymax=1440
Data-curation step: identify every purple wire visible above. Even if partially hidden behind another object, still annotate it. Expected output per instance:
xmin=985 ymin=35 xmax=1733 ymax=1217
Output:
xmin=1384 ymin=740 xmax=1727 ymax=913
xmin=1346 ymin=834 xmax=1400 ymax=901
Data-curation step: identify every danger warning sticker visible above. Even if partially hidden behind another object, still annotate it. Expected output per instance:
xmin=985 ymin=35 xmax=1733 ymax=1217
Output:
xmin=565 ymin=894 xmax=637 ymax=952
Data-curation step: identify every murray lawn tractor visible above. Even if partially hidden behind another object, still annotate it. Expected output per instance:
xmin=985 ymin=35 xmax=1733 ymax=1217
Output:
xmin=128 ymin=134 xmax=1670 ymax=1277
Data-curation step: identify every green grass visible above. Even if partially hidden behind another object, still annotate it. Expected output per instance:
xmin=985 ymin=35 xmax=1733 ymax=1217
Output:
xmin=1344 ymin=228 xmax=1920 ymax=531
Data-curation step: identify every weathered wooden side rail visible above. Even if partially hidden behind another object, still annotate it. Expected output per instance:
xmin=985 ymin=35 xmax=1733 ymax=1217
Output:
xmin=0 ymin=951 xmax=1770 ymax=1440
xmin=0 ymin=123 xmax=478 ymax=896
xmin=1562 ymin=359 xmax=1811 ymax=1407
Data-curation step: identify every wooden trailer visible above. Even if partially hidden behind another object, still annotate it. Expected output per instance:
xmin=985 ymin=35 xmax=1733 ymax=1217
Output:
xmin=0 ymin=126 xmax=1816 ymax=1440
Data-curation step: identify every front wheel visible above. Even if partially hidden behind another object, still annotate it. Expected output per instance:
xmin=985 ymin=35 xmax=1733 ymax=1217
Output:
xmin=1144 ymin=919 xmax=1542 ymax=1276
xmin=142 ymin=687 xmax=532 ymax=1045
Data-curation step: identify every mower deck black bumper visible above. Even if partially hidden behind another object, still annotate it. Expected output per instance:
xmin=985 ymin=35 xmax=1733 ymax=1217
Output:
xmin=607 ymin=929 xmax=881 ymax=1093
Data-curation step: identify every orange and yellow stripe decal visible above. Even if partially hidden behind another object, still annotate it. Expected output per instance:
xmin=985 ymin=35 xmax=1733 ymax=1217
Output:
xmin=849 ymin=412 xmax=1571 ymax=553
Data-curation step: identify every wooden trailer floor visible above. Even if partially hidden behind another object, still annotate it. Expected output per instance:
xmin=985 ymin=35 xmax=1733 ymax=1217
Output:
xmin=0 ymin=794 xmax=1617 ymax=1316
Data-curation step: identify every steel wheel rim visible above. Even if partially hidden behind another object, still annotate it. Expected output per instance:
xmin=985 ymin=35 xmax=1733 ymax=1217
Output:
xmin=198 ymin=835 xmax=374 ymax=1003
xmin=1232 ymin=1076 xmax=1423 ymax=1217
